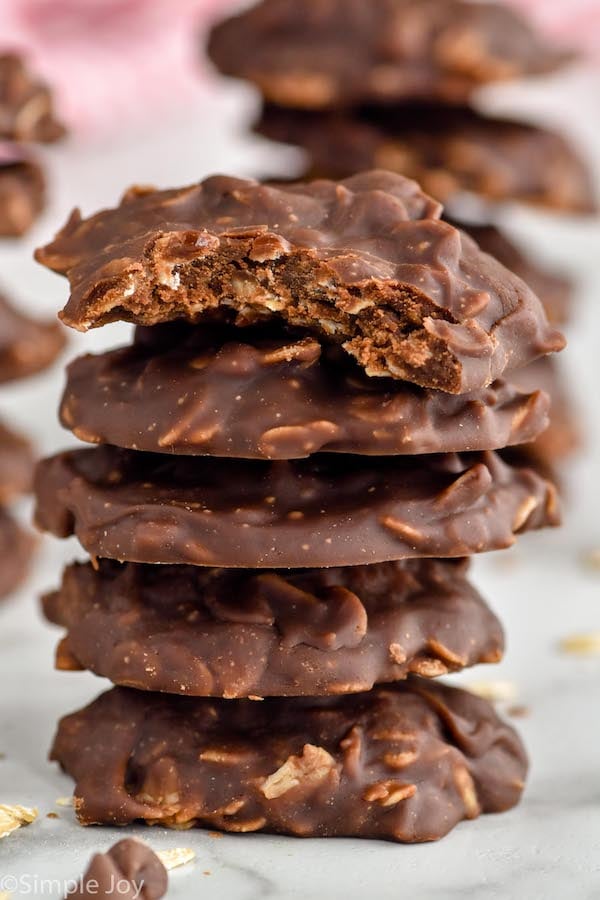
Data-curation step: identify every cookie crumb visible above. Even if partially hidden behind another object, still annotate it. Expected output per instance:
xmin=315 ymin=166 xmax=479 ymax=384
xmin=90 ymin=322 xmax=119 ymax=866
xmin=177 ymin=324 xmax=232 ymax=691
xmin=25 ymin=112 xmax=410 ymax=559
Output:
xmin=581 ymin=548 xmax=600 ymax=571
xmin=466 ymin=680 xmax=517 ymax=703
xmin=0 ymin=804 xmax=38 ymax=838
xmin=156 ymin=848 xmax=196 ymax=870
xmin=559 ymin=632 xmax=600 ymax=656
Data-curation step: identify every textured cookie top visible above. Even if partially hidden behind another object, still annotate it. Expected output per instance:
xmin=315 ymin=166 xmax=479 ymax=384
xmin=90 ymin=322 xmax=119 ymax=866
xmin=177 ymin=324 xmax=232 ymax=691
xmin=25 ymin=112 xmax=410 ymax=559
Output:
xmin=51 ymin=679 xmax=528 ymax=841
xmin=34 ymin=445 xmax=560 ymax=568
xmin=35 ymin=171 xmax=564 ymax=393
xmin=60 ymin=324 xmax=550 ymax=458
xmin=45 ymin=558 xmax=503 ymax=697
xmin=208 ymin=0 xmax=570 ymax=109
xmin=0 ymin=291 xmax=65 ymax=383
xmin=0 ymin=53 xmax=66 ymax=143
xmin=449 ymin=222 xmax=572 ymax=327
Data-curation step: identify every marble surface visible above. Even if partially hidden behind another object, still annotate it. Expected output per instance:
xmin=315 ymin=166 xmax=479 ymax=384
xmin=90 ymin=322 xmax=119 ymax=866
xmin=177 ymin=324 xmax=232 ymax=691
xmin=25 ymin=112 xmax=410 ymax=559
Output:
xmin=1 ymin=69 xmax=600 ymax=899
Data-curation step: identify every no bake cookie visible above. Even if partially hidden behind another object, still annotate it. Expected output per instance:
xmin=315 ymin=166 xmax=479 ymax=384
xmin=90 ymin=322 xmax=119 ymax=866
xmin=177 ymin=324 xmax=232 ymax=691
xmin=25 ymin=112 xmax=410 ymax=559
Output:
xmin=34 ymin=445 xmax=560 ymax=568
xmin=44 ymin=558 xmax=503 ymax=697
xmin=51 ymin=679 xmax=528 ymax=841
xmin=35 ymin=172 xmax=564 ymax=393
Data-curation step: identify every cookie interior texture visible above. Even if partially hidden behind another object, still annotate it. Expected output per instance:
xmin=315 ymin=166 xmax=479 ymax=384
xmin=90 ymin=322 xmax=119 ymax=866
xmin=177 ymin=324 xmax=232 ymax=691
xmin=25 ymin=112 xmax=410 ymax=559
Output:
xmin=35 ymin=171 xmax=564 ymax=394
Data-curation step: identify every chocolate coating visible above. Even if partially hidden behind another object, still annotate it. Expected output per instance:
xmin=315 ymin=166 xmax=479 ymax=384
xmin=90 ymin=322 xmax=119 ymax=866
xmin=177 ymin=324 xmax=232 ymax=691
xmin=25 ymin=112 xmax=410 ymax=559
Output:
xmin=34 ymin=445 xmax=560 ymax=568
xmin=51 ymin=680 xmax=528 ymax=841
xmin=258 ymin=105 xmax=596 ymax=215
xmin=511 ymin=356 xmax=581 ymax=467
xmin=35 ymin=171 xmax=564 ymax=394
xmin=208 ymin=0 xmax=570 ymax=109
xmin=0 ymin=508 xmax=34 ymax=600
xmin=59 ymin=324 xmax=550 ymax=458
xmin=44 ymin=557 xmax=503 ymax=697
xmin=0 ymin=53 xmax=66 ymax=143
xmin=66 ymin=839 xmax=167 ymax=900
xmin=450 ymin=222 xmax=572 ymax=327
xmin=0 ymin=290 xmax=65 ymax=383
xmin=0 ymin=144 xmax=45 ymax=237
xmin=0 ymin=419 xmax=34 ymax=503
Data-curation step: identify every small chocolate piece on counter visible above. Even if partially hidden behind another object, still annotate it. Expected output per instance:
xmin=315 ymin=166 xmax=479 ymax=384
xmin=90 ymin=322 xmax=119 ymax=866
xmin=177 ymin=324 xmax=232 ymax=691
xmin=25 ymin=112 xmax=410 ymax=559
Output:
xmin=0 ymin=508 xmax=34 ymax=600
xmin=0 ymin=144 xmax=45 ymax=237
xmin=35 ymin=171 xmax=564 ymax=394
xmin=0 ymin=53 xmax=66 ymax=143
xmin=258 ymin=105 xmax=596 ymax=215
xmin=59 ymin=324 xmax=550 ymax=458
xmin=450 ymin=222 xmax=573 ymax=327
xmin=65 ymin=838 xmax=167 ymax=900
xmin=43 ymin=557 xmax=504 ymax=697
xmin=208 ymin=0 xmax=570 ymax=109
xmin=34 ymin=445 xmax=560 ymax=568
xmin=0 ymin=419 xmax=34 ymax=502
xmin=51 ymin=679 xmax=528 ymax=842
xmin=0 ymin=290 xmax=65 ymax=383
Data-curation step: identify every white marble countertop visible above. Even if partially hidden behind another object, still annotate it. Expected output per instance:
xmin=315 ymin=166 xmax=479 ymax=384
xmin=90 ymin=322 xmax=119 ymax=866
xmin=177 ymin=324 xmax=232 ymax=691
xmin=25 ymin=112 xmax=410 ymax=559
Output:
xmin=1 ymin=71 xmax=600 ymax=899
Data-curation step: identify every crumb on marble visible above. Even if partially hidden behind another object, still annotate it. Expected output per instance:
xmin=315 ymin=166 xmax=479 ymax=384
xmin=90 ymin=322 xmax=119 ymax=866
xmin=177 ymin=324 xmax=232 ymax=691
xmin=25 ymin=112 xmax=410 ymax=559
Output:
xmin=156 ymin=848 xmax=196 ymax=870
xmin=466 ymin=680 xmax=518 ymax=703
xmin=559 ymin=632 xmax=600 ymax=656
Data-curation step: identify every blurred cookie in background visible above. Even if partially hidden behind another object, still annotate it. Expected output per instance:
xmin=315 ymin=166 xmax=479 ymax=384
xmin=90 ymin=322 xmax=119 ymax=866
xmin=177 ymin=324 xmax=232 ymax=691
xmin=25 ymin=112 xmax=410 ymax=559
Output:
xmin=0 ymin=418 xmax=34 ymax=502
xmin=0 ymin=52 xmax=65 ymax=236
xmin=0 ymin=289 xmax=65 ymax=383
xmin=0 ymin=409 xmax=36 ymax=603
xmin=0 ymin=52 xmax=65 ymax=143
xmin=256 ymin=104 xmax=597 ymax=216
xmin=0 ymin=507 xmax=34 ymax=600
xmin=0 ymin=143 xmax=45 ymax=237
xmin=0 ymin=290 xmax=65 ymax=602
xmin=208 ymin=0 xmax=572 ymax=110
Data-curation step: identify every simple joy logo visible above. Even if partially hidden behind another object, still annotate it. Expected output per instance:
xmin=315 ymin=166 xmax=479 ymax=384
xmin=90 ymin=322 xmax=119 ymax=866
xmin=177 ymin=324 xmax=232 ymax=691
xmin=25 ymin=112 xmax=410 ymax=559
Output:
xmin=0 ymin=873 xmax=145 ymax=897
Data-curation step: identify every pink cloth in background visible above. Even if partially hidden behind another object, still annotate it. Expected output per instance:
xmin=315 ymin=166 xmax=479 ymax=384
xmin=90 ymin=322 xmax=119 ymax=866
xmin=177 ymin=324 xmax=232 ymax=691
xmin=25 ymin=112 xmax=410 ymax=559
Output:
xmin=505 ymin=0 xmax=600 ymax=56
xmin=1 ymin=0 xmax=226 ymax=136
xmin=1 ymin=0 xmax=597 ymax=138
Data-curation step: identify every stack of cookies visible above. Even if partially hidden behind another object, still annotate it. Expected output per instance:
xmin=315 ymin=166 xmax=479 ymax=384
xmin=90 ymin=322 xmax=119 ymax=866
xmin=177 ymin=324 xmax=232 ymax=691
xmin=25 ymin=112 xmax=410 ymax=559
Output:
xmin=209 ymin=0 xmax=595 ymax=477
xmin=34 ymin=170 xmax=564 ymax=842
xmin=0 ymin=290 xmax=65 ymax=600
xmin=0 ymin=53 xmax=65 ymax=237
